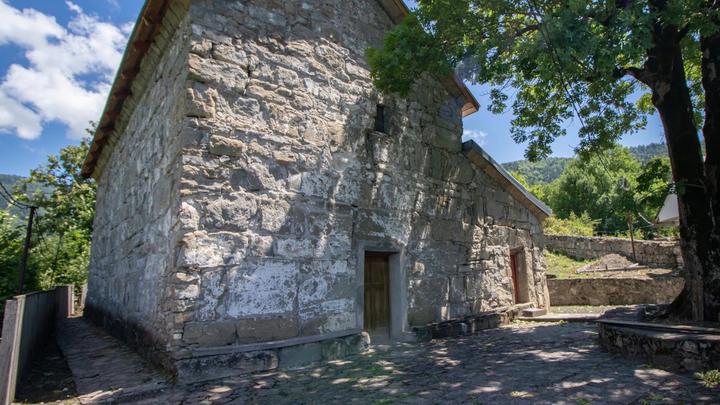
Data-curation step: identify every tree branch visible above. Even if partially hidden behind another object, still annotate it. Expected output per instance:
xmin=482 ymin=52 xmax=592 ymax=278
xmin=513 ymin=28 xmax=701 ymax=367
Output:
xmin=617 ymin=66 xmax=654 ymax=86
xmin=514 ymin=24 xmax=540 ymax=38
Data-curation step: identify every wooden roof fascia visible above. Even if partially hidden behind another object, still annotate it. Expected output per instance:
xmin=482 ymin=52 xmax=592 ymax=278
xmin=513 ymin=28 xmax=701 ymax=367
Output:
xmin=462 ymin=141 xmax=552 ymax=221
xmin=81 ymin=0 xmax=171 ymax=178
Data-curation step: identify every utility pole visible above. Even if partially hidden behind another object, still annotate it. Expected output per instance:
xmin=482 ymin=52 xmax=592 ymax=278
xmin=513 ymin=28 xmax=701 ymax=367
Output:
xmin=18 ymin=206 xmax=36 ymax=294
xmin=627 ymin=211 xmax=637 ymax=261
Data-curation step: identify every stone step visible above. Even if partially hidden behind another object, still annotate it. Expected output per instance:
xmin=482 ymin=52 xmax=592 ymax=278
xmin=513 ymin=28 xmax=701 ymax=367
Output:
xmin=521 ymin=308 xmax=547 ymax=318
xmin=517 ymin=313 xmax=602 ymax=322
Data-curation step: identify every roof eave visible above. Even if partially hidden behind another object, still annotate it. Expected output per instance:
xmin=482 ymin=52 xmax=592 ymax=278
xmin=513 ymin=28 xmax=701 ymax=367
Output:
xmin=81 ymin=0 xmax=170 ymax=178
xmin=462 ymin=140 xmax=552 ymax=220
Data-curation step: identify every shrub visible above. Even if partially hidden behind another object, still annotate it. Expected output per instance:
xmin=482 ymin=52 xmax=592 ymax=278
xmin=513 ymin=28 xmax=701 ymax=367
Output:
xmin=544 ymin=213 xmax=597 ymax=237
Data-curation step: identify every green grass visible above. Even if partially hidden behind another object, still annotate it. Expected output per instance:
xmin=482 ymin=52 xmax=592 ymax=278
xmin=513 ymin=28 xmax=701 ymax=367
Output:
xmin=695 ymin=369 xmax=720 ymax=388
xmin=545 ymin=251 xmax=593 ymax=279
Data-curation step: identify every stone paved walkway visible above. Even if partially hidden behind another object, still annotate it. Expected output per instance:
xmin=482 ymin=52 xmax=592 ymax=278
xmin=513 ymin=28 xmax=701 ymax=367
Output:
xmin=50 ymin=317 xmax=718 ymax=404
xmin=137 ymin=322 xmax=716 ymax=404
xmin=55 ymin=317 xmax=169 ymax=404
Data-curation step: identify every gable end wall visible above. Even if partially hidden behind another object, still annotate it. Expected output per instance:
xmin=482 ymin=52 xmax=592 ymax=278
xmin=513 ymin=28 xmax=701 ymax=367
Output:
xmin=85 ymin=1 xmax=192 ymax=368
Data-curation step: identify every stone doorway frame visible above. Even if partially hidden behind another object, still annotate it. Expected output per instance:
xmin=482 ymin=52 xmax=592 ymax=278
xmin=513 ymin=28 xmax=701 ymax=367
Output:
xmin=355 ymin=241 xmax=409 ymax=341
xmin=510 ymin=247 xmax=531 ymax=304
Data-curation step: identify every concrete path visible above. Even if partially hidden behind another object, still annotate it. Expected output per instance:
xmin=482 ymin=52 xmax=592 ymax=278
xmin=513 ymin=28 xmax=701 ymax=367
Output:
xmin=54 ymin=318 xmax=717 ymax=404
xmin=55 ymin=317 xmax=170 ymax=404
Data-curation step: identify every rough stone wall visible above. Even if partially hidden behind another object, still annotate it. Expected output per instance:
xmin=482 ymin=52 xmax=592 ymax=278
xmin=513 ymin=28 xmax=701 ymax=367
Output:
xmin=169 ymin=0 xmax=549 ymax=351
xmin=85 ymin=1 xmax=191 ymax=361
xmin=548 ymin=277 xmax=684 ymax=306
xmin=598 ymin=321 xmax=720 ymax=372
xmin=545 ymin=235 xmax=682 ymax=268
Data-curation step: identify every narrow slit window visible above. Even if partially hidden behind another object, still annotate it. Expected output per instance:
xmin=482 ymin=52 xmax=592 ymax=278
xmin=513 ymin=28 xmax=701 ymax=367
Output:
xmin=374 ymin=104 xmax=386 ymax=133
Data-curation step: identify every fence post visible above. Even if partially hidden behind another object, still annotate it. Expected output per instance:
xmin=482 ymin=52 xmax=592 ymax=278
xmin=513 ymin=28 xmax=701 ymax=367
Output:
xmin=0 ymin=297 xmax=25 ymax=405
xmin=55 ymin=285 xmax=73 ymax=319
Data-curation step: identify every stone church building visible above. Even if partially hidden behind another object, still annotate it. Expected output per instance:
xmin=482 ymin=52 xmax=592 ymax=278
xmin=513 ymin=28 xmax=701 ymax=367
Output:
xmin=81 ymin=0 xmax=551 ymax=380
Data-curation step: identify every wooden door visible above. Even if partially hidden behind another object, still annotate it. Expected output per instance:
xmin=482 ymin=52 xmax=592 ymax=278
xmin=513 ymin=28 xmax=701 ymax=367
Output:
xmin=510 ymin=253 xmax=520 ymax=304
xmin=364 ymin=254 xmax=390 ymax=337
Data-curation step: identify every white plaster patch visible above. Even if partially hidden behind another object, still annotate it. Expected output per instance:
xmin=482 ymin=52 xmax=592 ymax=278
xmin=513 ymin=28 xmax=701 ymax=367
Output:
xmin=298 ymin=277 xmax=329 ymax=305
xmin=195 ymin=268 xmax=225 ymax=321
xmin=223 ymin=261 xmax=298 ymax=317
xmin=179 ymin=231 xmax=248 ymax=268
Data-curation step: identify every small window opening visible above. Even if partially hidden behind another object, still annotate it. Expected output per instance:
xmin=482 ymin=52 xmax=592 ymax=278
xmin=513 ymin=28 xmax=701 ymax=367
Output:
xmin=374 ymin=104 xmax=386 ymax=133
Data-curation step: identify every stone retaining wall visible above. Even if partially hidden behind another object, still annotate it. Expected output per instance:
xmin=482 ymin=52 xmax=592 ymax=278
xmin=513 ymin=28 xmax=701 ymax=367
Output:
xmin=545 ymin=235 xmax=682 ymax=268
xmin=548 ymin=277 xmax=684 ymax=306
xmin=597 ymin=320 xmax=720 ymax=372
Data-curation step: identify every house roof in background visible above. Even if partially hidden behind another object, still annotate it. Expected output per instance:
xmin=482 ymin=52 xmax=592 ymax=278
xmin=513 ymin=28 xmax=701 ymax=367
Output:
xmin=656 ymin=193 xmax=679 ymax=227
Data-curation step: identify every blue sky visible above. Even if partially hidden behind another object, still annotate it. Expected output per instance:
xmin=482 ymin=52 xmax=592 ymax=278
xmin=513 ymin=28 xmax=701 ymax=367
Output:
xmin=0 ymin=0 xmax=665 ymax=177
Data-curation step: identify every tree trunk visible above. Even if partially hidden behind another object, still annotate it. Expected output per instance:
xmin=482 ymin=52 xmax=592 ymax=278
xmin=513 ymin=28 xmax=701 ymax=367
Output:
xmin=644 ymin=14 xmax=719 ymax=321
xmin=700 ymin=13 xmax=720 ymax=321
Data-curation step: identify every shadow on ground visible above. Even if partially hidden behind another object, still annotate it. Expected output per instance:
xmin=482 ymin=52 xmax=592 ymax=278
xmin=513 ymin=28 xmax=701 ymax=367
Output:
xmin=14 ymin=334 xmax=77 ymax=404
xmin=23 ymin=318 xmax=717 ymax=404
xmin=141 ymin=321 xmax=716 ymax=404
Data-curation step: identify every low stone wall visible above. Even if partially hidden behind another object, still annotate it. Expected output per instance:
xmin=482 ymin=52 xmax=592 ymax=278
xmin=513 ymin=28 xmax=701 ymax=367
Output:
xmin=412 ymin=303 xmax=531 ymax=341
xmin=548 ymin=277 xmax=684 ymax=306
xmin=0 ymin=286 xmax=73 ymax=404
xmin=598 ymin=320 xmax=720 ymax=371
xmin=173 ymin=331 xmax=369 ymax=383
xmin=545 ymin=235 xmax=682 ymax=268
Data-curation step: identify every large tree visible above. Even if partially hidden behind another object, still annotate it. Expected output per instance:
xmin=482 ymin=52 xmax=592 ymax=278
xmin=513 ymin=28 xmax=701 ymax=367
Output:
xmin=368 ymin=0 xmax=720 ymax=321
xmin=11 ymin=138 xmax=96 ymax=292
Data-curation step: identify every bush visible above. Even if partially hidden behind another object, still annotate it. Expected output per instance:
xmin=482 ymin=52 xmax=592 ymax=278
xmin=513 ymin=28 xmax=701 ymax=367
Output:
xmin=0 ymin=210 xmax=24 ymax=300
xmin=544 ymin=213 xmax=597 ymax=237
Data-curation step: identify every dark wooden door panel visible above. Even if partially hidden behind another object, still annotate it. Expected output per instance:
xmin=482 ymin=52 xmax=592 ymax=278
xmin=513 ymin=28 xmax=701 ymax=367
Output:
xmin=510 ymin=253 xmax=519 ymax=304
xmin=364 ymin=254 xmax=390 ymax=333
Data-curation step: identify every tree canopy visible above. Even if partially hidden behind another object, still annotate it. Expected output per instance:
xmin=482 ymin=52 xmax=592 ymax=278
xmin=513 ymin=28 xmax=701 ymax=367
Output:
xmin=368 ymin=0 xmax=715 ymax=160
xmin=0 ymin=139 xmax=95 ymax=301
xmin=369 ymin=0 xmax=720 ymax=320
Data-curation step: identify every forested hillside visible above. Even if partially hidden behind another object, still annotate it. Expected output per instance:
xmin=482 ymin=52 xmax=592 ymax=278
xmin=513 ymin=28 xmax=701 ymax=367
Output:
xmin=0 ymin=174 xmax=22 ymax=209
xmin=627 ymin=143 xmax=668 ymax=164
xmin=503 ymin=143 xmax=668 ymax=185
xmin=502 ymin=157 xmax=572 ymax=185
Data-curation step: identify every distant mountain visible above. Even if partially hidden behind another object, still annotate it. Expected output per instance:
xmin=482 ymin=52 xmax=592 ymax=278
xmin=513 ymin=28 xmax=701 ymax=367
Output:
xmin=627 ymin=142 xmax=668 ymax=164
xmin=502 ymin=157 xmax=573 ymax=185
xmin=0 ymin=174 xmax=23 ymax=210
xmin=502 ymin=142 xmax=668 ymax=185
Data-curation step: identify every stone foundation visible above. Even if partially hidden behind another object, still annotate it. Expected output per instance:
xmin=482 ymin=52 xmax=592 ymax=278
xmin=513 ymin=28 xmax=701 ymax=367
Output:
xmin=174 ymin=331 xmax=369 ymax=383
xmin=413 ymin=303 xmax=532 ymax=341
xmin=597 ymin=320 xmax=720 ymax=372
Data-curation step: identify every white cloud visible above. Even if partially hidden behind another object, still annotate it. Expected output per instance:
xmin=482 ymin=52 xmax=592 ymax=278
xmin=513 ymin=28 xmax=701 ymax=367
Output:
xmin=65 ymin=1 xmax=82 ymax=14
xmin=0 ymin=1 xmax=130 ymax=140
xmin=0 ymin=92 xmax=42 ymax=139
xmin=462 ymin=129 xmax=488 ymax=146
